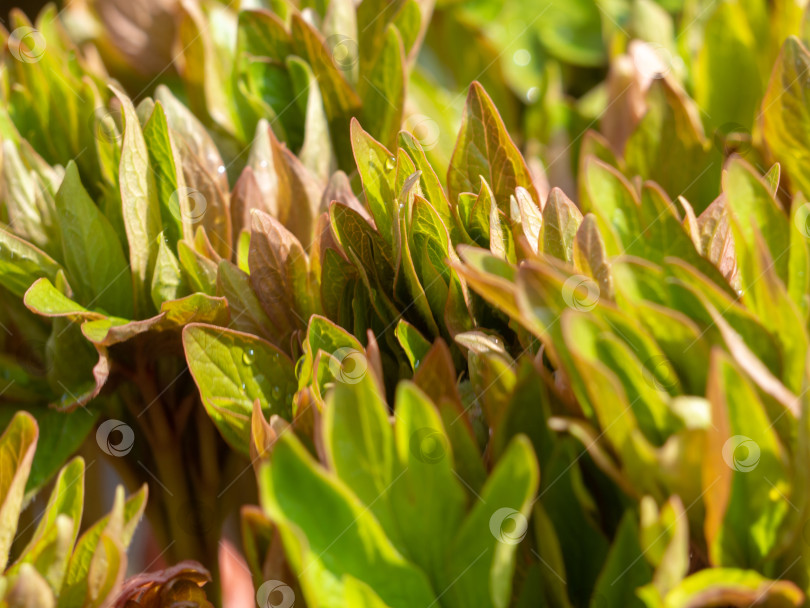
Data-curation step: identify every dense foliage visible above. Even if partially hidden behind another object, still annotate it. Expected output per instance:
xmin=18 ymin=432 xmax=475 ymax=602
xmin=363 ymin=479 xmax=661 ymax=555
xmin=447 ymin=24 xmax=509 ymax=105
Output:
xmin=3 ymin=0 xmax=810 ymax=606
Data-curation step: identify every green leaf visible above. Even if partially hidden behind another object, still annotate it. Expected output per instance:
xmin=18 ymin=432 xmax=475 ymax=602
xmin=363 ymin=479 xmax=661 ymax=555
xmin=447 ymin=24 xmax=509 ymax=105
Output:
xmin=12 ymin=457 xmax=84 ymax=591
xmin=290 ymin=12 xmax=361 ymax=166
xmin=24 ymin=278 xmax=103 ymax=321
xmin=694 ymin=1 xmax=762 ymax=129
xmin=344 ymin=576 xmax=394 ymax=608
xmin=788 ymin=192 xmax=810 ymax=320
xmin=0 ymin=228 xmax=62 ymax=298
xmin=177 ymin=240 xmax=218 ymax=295
xmin=183 ymin=323 xmax=295 ymax=453
xmin=323 ymin=372 xmax=399 ymax=540
xmin=287 ymin=56 xmax=333 ymax=181
xmin=111 ymin=84 xmax=161 ymax=318
xmin=216 ymin=260 xmax=277 ymax=343
xmin=762 ymin=36 xmax=810 ymax=197
xmin=143 ymin=102 xmax=187 ymax=246
xmin=350 ymin=120 xmax=398 ymax=248
xmin=0 ymin=411 xmax=38 ymax=571
xmin=55 ymin=162 xmax=133 ymax=318
xmin=151 ymin=236 xmax=187 ymax=309
xmin=390 ymin=382 xmax=467 ymax=583
xmin=359 ymin=25 xmax=405 ymax=149
xmin=723 ymin=157 xmax=790 ymax=283
xmin=409 ymin=196 xmax=454 ymax=324
xmin=703 ymin=349 xmax=792 ymax=569
xmin=590 ymin=513 xmax=652 ymax=608
xmin=1 ymin=140 xmax=59 ymax=256
xmin=624 ymin=79 xmax=720 ymax=212
xmin=394 ymin=320 xmax=431 ymax=371
xmin=653 ymin=568 xmax=803 ymax=607
xmin=533 ymin=0 xmax=605 ymax=66
xmin=573 ymin=214 xmax=613 ymax=298
xmin=298 ymin=315 xmax=365 ymax=392
xmin=580 ymin=157 xmax=641 ymax=249
xmin=441 ymin=435 xmax=539 ymax=608
xmin=448 ymin=82 xmax=539 ymax=212
xmin=639 ymin=496 xmax=689 ymax=595
xmin=562 ymin=311 xmax=682 ymax=446
xmin=258 ymin=433 xmax=437 ymax=608
xmin=0 ymin=407 xmax=96 ymax=492
xmin=58 ymin=484 xmax=147 ymax=608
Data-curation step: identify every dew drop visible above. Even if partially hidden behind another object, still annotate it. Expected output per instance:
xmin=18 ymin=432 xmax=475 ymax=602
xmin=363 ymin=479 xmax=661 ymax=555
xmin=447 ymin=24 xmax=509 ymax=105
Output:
xmin=217 ymin=165 xmax=226 ymax=174
xmin=384 ymin=156 xmax=395 ymax=172
xmin=242 ymin=349 xmax=255 ymax=365
xmin=272 ymin=385 xmax=282 ymax=401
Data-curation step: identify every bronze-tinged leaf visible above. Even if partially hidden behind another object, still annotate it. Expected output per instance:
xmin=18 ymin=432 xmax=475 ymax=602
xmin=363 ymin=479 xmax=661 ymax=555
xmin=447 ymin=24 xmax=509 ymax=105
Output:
xmin=176 ymin=136 xmax=233 ymax=260
xmin=230 ymin=166 xmax=263 ymax=240
xmin=247 ymin=120 xmax=324 ymax=248
xmin=697 ymin=195 xmax=739 ymax=289
xmin=624 ymin=77 xmax=720 ymax=212
xmin=448 ymin=81 xmax=540 ymax=211
xmin=513 ymin=187 xmax=542 ymax=255
xmin=112 ymin=560 xmax=213 ymax=608
xmin=542 ymin=187 xmax=582 ymax=262
xmin=412 ymin=339 xmax=472 ymax=433
xmin=277 ymin=144 xmax=324 ymax=248
xmin=573 ymin=214 xmax=613 ymax=299
xmin=248 ymin=210 xmax=310 ymax=341
xmin=321 ymin=170 xmax=368 ymax=222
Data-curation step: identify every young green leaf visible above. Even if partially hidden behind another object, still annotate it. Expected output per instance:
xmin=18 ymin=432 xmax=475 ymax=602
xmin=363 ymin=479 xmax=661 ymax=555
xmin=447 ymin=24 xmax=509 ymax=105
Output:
xmin=448 ymin=82 xmax=539 ymax=211
xmin=55 ymin=162 xmax=133 ymax=318
xmin=183 ymin=324 xmax=295 ymax=453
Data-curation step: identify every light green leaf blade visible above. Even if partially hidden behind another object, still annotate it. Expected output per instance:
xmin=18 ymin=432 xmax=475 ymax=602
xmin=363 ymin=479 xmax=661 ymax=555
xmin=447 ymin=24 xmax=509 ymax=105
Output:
xmin=183 ymin=323 xmax=296 ymax=453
